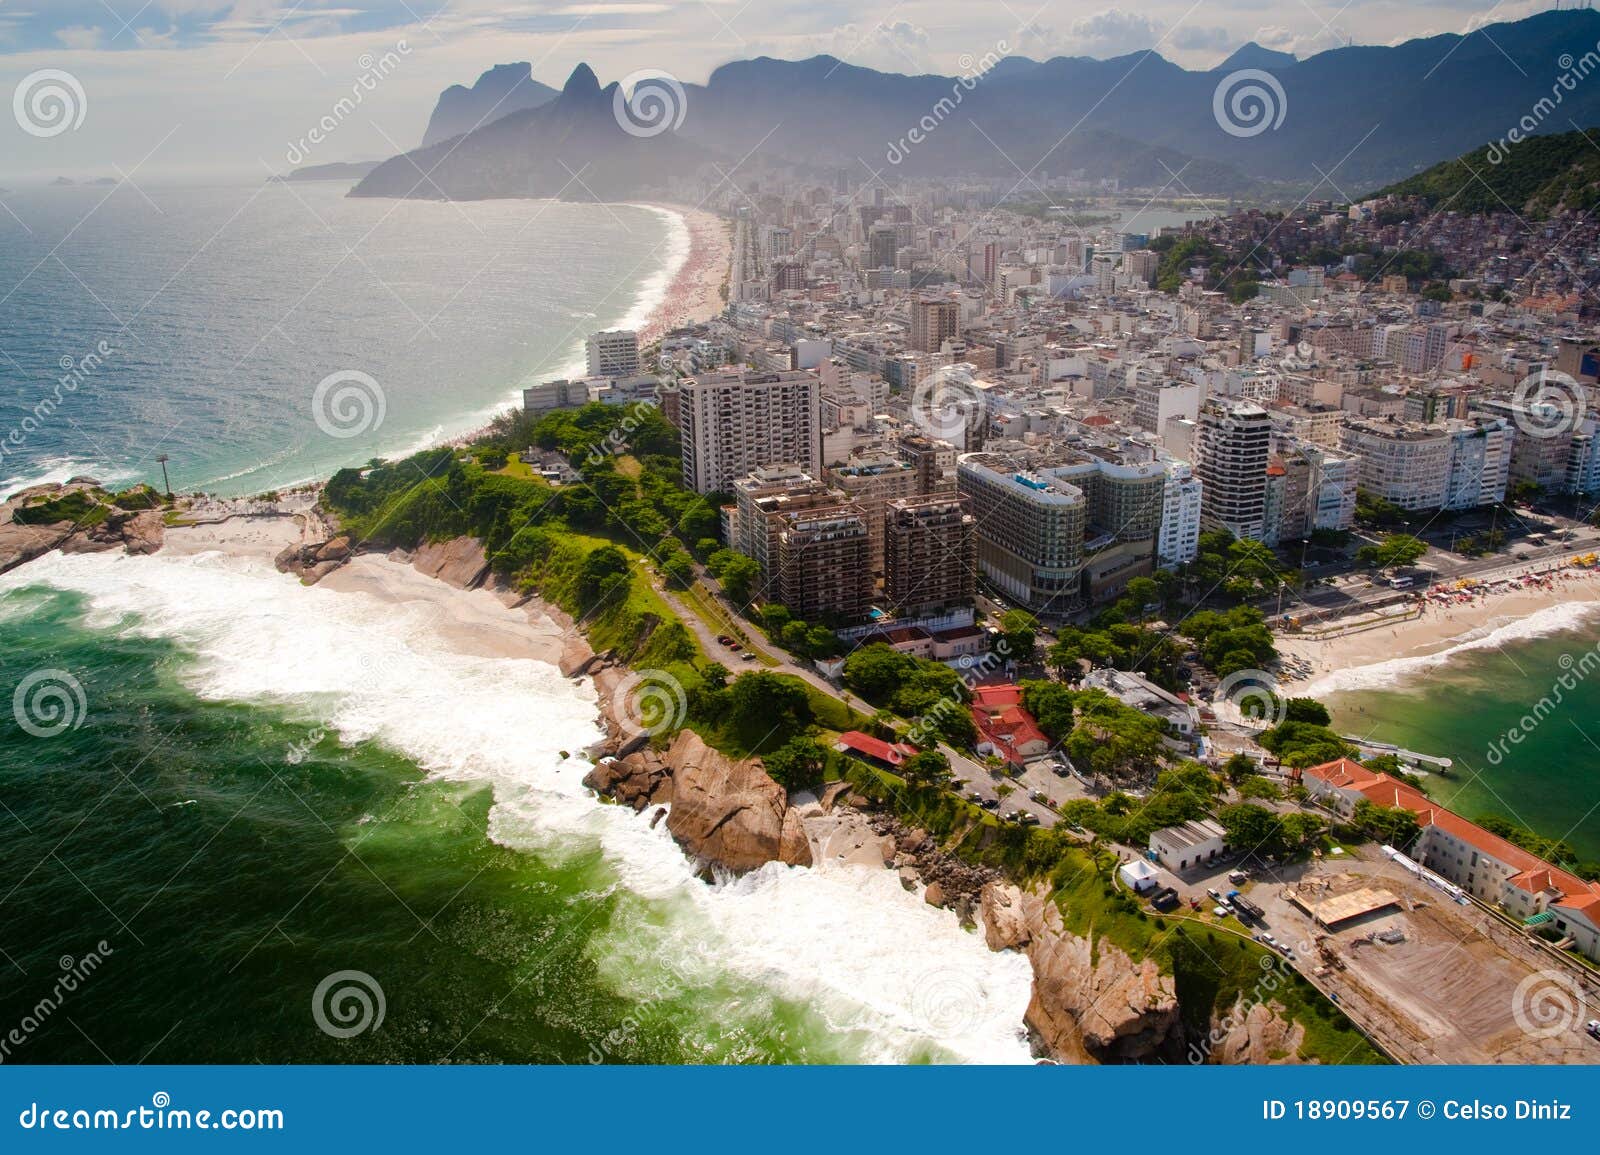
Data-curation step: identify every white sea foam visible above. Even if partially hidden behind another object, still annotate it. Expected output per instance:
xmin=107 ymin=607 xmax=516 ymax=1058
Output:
xmin=2 ymin=546 xmax=1034 ymax=1064
xmin=1301 ymin=599 xmax=1600 ymax=697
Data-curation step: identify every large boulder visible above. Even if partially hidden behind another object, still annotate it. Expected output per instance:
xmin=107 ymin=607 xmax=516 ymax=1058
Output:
xmin=662 ymin=730 xmax=789 ymax=873
xmin=980 ymin=882 xmax=1033 ymax=952
xmin=778 ymin=808 xmax=813 ymax=867
xmin=583 ymin=752 xmax=672 ymax=811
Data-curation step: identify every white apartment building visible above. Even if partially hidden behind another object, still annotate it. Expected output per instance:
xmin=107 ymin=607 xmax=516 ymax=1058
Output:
xmin=956 ymin=454 xmax=1086 ymax=612
xmin=1341 ymin=416 xmax=1510 ymax=512
xmin=1194 ymin=399 xmax=1272 ymax=540
xmin=1157 ymin=460 xmax=1203 ymax=566
xmin=1442 ymin=418 xmax=1512 ymax=510
xmin=1340 ymin=418 xmax=1452 ymax=511
xmin=585 ymin=330 xmax=641 ymax=378
xmin=679 ymin=369 xmax=823 ymax=494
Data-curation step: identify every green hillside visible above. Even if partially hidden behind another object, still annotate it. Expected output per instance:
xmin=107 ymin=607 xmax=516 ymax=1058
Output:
xmin=1373 ymin=128 xmax=1600 ymax=217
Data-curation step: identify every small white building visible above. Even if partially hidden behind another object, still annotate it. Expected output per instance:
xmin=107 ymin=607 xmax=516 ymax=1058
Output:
xmin=1118 ymin=858 xmax=1161 ymax=894
xmin=1149 ymin=818 xmax=1227 ymax=872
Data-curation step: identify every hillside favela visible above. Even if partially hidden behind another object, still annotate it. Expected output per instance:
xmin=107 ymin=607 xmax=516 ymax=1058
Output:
xmin=6 ymin=0 xmax=1600 ymax=1106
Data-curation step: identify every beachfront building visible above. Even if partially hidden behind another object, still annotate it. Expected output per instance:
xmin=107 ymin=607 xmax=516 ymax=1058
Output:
xmin=1300 ymin=758 xmax=1600 ymax=964
xmin=585 ymin=329 xmax=641 ymax=378
xmin=679 ymin=369 xmax=823 ymax=494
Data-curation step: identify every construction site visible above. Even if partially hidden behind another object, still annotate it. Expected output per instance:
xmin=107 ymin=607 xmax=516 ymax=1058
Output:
xmin=1257 ymin=855 xmax=1600 ymax=1064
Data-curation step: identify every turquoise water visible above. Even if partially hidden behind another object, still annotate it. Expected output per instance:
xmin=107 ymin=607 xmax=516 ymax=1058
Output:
xmin=1323 ymin=609 xmax=1600 ymax=862
xmin=0 ymin=549 xmax=1034 ymax=1063
xmin=0 ymin=183 xmax=681 ymax=498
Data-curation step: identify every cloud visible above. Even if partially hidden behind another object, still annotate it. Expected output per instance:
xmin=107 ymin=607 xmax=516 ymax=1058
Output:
xmin=56 ymin=24 xmax=108 ymax=50
xmin=1171 ymin=25 xmax=1234 ymax=53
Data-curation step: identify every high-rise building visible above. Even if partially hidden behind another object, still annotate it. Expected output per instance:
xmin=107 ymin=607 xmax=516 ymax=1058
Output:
xmin=883 ymin=495 xmax=976 ymax=615
xmin=1194 ymin=399 xmax=1272 ymax=539
xmin=896 ymin=433 xmax=958 ymax=494
xmin=957 ymin=454 xmax=1086 ymax=612
xmin=731 ymin=466 xmax=837 ymax=598
xmin=1339 ymin=418 xmax=1451 ymax=511
xmin=775 ymin=508 xmax=874 ymax=622
xmin=679 ymin=369 xmax=822 ymax=494
xmin=824 ymin=451 xmax=918 ymax=577
xmin=1157 ymin=461 xmax=1203 ymax=566
xmin=868 ymin=226 xmax=897 ymax=271
xmin=1133 ymin=379 xmax=1202 ymax=436
xmin=908 ymin=296 xmax=960 ymax=354
xmin=585 ymin=330 xmax=641 ymax=378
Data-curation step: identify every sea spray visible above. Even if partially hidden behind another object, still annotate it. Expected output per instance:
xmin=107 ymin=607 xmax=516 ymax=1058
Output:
xmin=1 ymin=546 xmax=1033 ymax=1063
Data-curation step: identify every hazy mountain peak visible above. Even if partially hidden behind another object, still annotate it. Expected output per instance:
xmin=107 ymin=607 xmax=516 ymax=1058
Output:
xmin=562 ymin=63 xmax=603 ymax=99
xmin=420 ymin=62 xmax=557 ymax=148
xmin=1216 ymin=42 xmax=1299 ymax=72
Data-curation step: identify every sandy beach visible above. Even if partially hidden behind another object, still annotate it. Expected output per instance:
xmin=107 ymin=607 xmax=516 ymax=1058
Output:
xmin=164 ymin=506 xmax=580 ymax=669
xmin=638 ymin=202 xmax=729 ymax=343
xmin=1280 ymin=565 xmax=1600 ymax=695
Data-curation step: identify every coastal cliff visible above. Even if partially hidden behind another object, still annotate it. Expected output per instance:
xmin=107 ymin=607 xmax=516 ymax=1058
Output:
xmin=980 ymin=883 xmax=1182 ymax=1063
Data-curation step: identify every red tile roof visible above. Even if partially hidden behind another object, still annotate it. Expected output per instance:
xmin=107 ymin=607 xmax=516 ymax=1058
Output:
xmin=836 ymin=730 xmax=917 ymax=765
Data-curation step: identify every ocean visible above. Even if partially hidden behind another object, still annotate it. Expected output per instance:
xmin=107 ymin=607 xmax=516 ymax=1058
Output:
xmin=0 ymin=186 xmax=1034 ymax=1064
xmin=0 ymin=182 xmax=684 ymax=499
xmin=1317 ymin=603 xmax=1600 ymax=863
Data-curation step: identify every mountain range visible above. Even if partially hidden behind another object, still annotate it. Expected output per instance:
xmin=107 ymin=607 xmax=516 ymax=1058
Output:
xmin=352 ymin=9 xmax=1600 ymax=202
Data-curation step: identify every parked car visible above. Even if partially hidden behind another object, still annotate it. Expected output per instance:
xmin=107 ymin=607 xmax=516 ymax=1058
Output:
xmin=1586 ymin=1019 xmax=1600 ymax=1040
xmin=1017 ymin=812 xmax=1039 ymax=826
xmin=1206 ymin=887 xmax=1224 ymax=903
xmin=980 ymin=798 xmax=999 ymax=810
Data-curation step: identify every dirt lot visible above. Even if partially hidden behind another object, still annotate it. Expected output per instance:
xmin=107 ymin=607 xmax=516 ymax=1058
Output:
xmin=1259 ymin=859 xmax=1600 ymax=1064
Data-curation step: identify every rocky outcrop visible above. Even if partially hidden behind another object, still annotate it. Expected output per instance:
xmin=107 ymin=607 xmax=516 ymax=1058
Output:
xmin=872 ymin=814 xmax=997 ymax=921
xmin=663 ymin=731 xmax=792 ymax=873
xmin=980 ymin=882 xmax=1182 ymax=1064
xmin=582 ymin=750 xmax=672 ymax=811
xmin=274 ymin=535 xmax=350 ymax=584
xmin=584 ymin=728 xmax=812 ymax=873
xmin=1 ymin=482 xmax=165 ymax=575
xmin=1200 ymin=998 xmax=1308 ymax=1065
xmin=404 ymin=536 xmax=490 ymax=590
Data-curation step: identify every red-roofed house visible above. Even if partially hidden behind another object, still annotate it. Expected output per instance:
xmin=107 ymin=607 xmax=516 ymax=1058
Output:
xmin=1301 ymin=758 xmax=1600 ymax=962
xmin=835 ymin=730 xmax=918 ymax=770
xmin=971 ymin=682 xmax=1049 ymax=768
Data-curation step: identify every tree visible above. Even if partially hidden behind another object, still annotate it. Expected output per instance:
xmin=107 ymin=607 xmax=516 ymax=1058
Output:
xmin=997 ymin=609 xmax=1039 ymax=662
xmin=1352 ymin=800 xmax=1421 ymax=848
xmin=708 ymin=550 xmax=760 ymax=603
xmin=1020 ymin=680 xmax=1076 ymax=742
xmin=1283 ymin=697 xmax=1332 ymax=726
xmin=725 ymin=672 xmax=811 ymax=746
xmin=900 ymin=750 xmax=953 ymax=788
xmin=762 ymin=737 xmax=827 ymax=792
xmin=1356 ymin=533 xmax=1427 ymax=570
xmin=1218 ymin=802 xmax=1281 ymax=852
xmin=660 ymin=551 xmax=695 ymax=589
xmin=1222 ymin=752 xmax=1258 ymax=784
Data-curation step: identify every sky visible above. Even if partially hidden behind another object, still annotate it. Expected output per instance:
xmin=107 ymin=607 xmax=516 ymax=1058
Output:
xmin=0 ymin=0 xmax=1563 ymax=182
